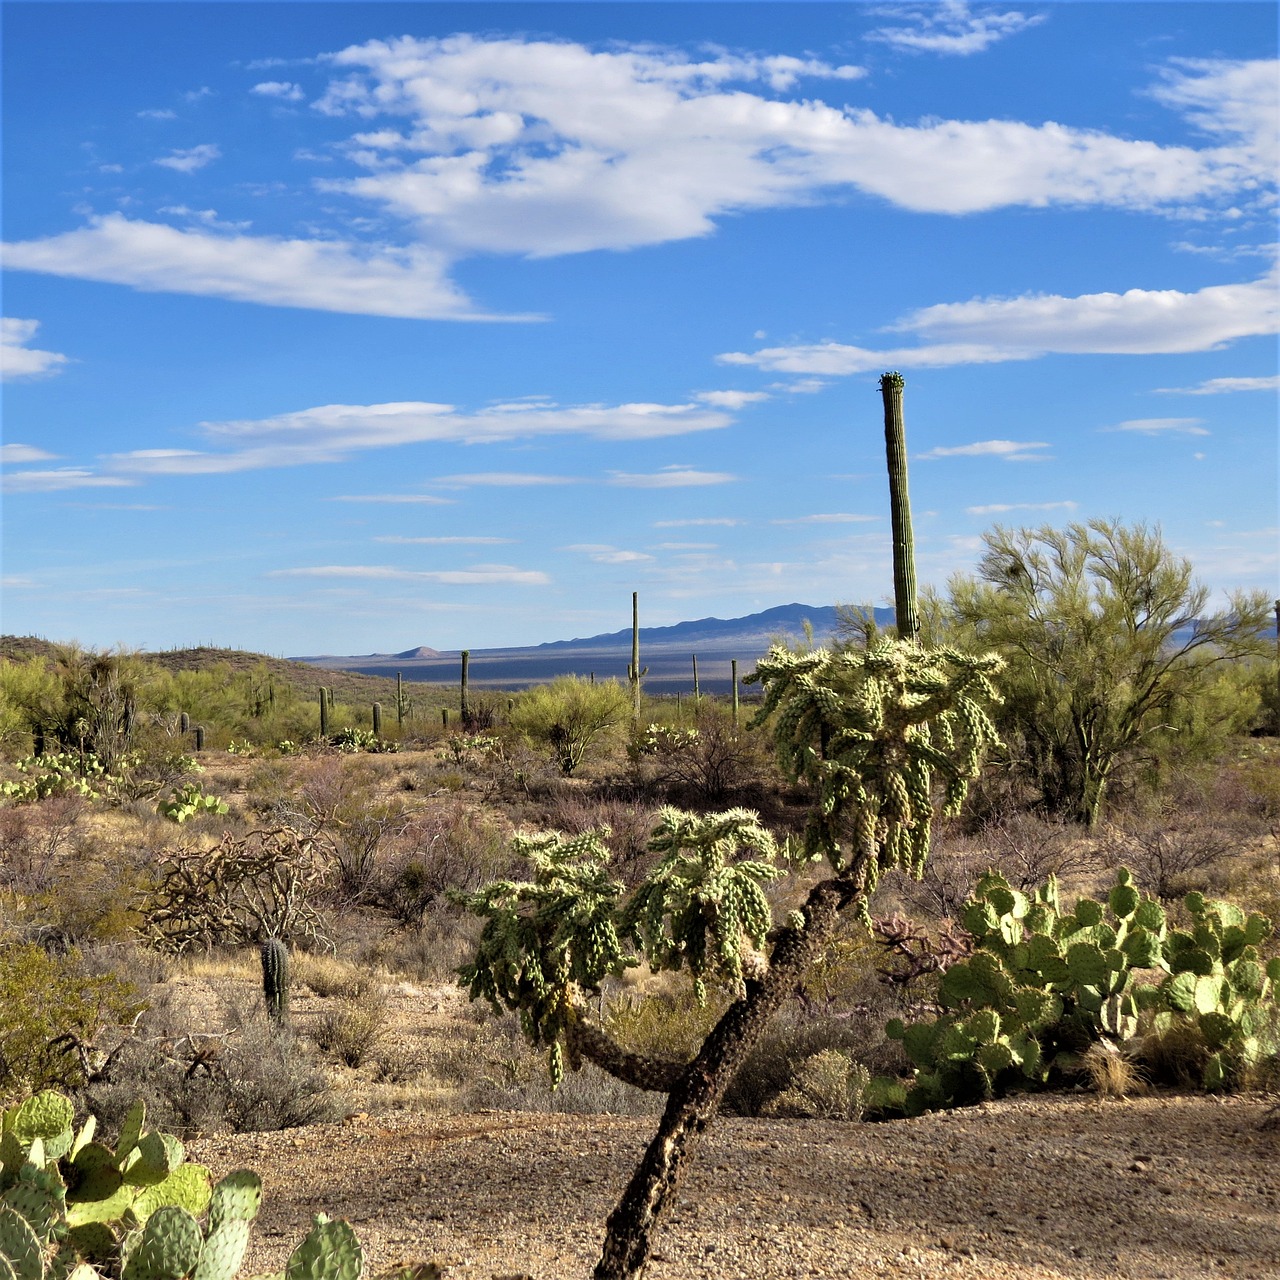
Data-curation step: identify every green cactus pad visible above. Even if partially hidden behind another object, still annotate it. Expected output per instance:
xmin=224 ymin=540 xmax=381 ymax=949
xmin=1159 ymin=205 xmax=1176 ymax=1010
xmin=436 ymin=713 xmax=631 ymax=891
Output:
xmin=1202 ymin=1051 xmax=1228 ymax=1091
xmin=114 ymin=1104 xmax=146 ymax=1166
xmin=64 ymin=1266 xmax=105 ymax=1280
xmin=284 ymin=1217 xmax=364 ymax=1280
xmin=67 ymin=1145 xmax=126 ymax=1207
xmin=1121 ymin=927 xmax=1162 ymax=970
xmin=962 ymin=900 xmax=1002 ymax=939
xmin=1072 ymin=898 xmax=1104 ymax=928
xmin=208 ymin=1173 xmax=261 ymax=1229
xmin=121 ymin=1206 xmax=203 ymax=1280
xmin=126 ymin=1134 xmax=183 ymax=1189
xmin=1266 ymin=957 xmax=1280 ymax=983
xmin=1011 ymin=986 xmax=1061 ymax=1030
xmin=130 ymin=1165 xmax=212 ymax=1226
xmin=1065 ymin=941 xmax=1108 ymax=987
xmin=966 ymin=1008 xmax=1001 ymax=1043
xmin=1229 ymin=958 xmax=1266 ymax=999
xmin=65 ymin=1181 xmax=136 ymax=1230
xmin=976 ymin=1041 xmax=1014 ymax=1076
xmin=192 ymin=1218 xmax=253 ymax=1280
xmin=0 ymin=1202 xmax=44 ymax=1280
xmin=65 ymin=1222 xmax=117 ymax=1262
xmin=2 ymin=1180 xmax=59 ymax=1242
xmin=68 ymin=1118 xmax=97 ymax=1164
xmin=1197 ymin=1011 xmax=1237 ymax=1051
xmin=1108 ymin=882 xmax=1140 ymax=920
xmin=1133 ymin=898 xmax=1166 ymax=931
xmin=5 ymin=1094 xmax=75 ymax=1161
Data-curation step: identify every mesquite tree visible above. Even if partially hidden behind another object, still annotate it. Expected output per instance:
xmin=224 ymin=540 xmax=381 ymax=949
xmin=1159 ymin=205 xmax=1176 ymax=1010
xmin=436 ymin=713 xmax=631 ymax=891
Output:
xmin=457 ymin=637 xmax=1003 ymax=1280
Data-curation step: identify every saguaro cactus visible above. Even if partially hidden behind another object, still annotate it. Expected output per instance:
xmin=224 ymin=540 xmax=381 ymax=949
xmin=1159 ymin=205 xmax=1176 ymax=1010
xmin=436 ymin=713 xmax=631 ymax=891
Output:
xmin=692 ymin=654 xmax=700 ymax=705
xmin=628 ymin=592 xmax=648 ymax=720
xmin=260 ymin=937 xmax=290 ymax=1023
xmin=397 ymin=672 xmax=404 ymax=727
xmin=372 ymin=702 xmax=382 ymax=737
xmin=319 ymin=688 xmax=329 ymax=738
xmin=460 ymin=650 xmax=471 ymax=725
xmin=879 ymin=371 xmax=920 ymax=643
xmin=731 ymin=658 xmax=739 ymax=729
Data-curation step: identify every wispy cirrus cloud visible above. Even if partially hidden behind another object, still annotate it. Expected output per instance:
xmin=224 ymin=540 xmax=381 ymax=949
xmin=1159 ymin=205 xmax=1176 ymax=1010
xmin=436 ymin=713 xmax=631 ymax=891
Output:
xmin=330 ymin=493 xmax=453 ymax=505
xmin=101 ymin=399 xmax=732 ymax=477
xmin=720 ymin=265 xmax=1280 ymax=374
xmin=1155 ymin=374 xmax=1280 ymax=395
xmin=965 ymin=500 xmax=1079 ymax=515
xmin=373 ymin=535 xmax=513 ymax=545
xmin=1 ymin=318 xmax=69 ymax=381
xmin=268 ymin=563 xmax=549 ymax=585
xmin=770 ymin=513 xmax=879 ymax=525
xmin=653 ymin=517 xmax=744 ymax=528
xmin=1103 ymin=417 xmax=1210 ymax=436
xmin=564 ymin=544 xmax=654 ymax=565
xmin=430 ymin=473 xmax=581 ymax=488
xmin=866 ymin=2 xmax=1046 ymax=57
xmin=606 ymin=467 xmax=737 ymax=488
xmin=3 ymin=468 xmax=137 ymax=494
xmin=1 ymin=443 xmax=58 ymax=463
xmin=917 ymin=440 xmax=1051 ymax=462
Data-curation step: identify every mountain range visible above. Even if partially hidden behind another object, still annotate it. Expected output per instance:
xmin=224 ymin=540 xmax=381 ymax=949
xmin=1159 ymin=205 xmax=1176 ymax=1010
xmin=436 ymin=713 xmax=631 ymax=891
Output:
xmin=292 ymin=603 xmax=895 ymax=693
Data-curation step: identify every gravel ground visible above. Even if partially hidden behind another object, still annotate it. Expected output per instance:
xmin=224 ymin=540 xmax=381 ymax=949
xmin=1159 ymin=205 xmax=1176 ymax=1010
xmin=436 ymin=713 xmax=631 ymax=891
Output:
xmin=191 ymin=1092 xmax=1280 ymax=1280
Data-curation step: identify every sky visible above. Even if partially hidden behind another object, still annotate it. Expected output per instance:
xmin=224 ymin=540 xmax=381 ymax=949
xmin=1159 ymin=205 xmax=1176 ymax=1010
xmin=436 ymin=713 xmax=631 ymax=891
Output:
xmin=1 ymin=1 xmax=1277 ymax=655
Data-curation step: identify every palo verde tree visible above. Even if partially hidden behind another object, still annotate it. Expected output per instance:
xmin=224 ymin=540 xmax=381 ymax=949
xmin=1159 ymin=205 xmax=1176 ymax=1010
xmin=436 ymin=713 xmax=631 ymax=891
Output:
xmin=947 ymin=519 xmax=1271 ymax=826
xmin=457 ymin=637 xmax=1003 ymax=1280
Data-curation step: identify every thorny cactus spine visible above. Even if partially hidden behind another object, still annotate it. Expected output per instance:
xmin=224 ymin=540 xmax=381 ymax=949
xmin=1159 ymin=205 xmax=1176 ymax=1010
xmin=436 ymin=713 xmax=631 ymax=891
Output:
xmin=260 ymin=938 xmax=290 ymax=1023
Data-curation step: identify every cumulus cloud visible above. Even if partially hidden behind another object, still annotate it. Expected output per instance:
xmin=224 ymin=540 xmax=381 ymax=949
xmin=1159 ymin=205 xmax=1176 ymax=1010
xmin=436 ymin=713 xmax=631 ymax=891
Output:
xmin=252 ymin=81 xmax=305 ymax=102
xmin=606 ymin=467 xmax=737 ymax=488
xmin=1103 ymin=417 xmax=1210 ymax=436
xmin=917 ymin=440 xmax=1051 ymax=462
xmin=1 ymin=318 xmax=70 ymax=381
xmin=1155 ymin=374 xmax=1280 ymax=395
xmin=866 ymin=2 xmax=1046 ymax=56
xmin=720 ymin=266 xmax=1280 ymax=373
xmin=269 ymin=563 xmax=549 ymax=585
xmin=2 ymin=215 xmax=498 ymax=320
xmin=694 ymin=389 xmax=771 ymax=408
xmin=314 ymin=36 xmax=1269 ymax=258
xmin=155 ymin=144 xmax=221 ymax=173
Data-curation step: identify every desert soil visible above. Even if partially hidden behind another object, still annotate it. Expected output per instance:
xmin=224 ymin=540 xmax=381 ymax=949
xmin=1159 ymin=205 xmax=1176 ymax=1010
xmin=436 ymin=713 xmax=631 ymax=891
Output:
xmin=191 ymin=1089 xmax=1280 ymax=1280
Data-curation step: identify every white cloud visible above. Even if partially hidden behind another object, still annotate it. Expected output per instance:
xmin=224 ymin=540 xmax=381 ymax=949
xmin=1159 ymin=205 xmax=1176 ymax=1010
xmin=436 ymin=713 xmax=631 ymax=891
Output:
xmin=157 ymin=206 xmax=252 ymax=232
xmin=252 ymin=81 xmax=305 ymax=102
xmin=2 ymin=215 xmax=492 ymax=320
xmin=3 ymin=468 xmax=136 ymax=494
xmin=866 ymin=2 xmax=1046 ymax=57
xmin=565 ymin=544 xmax=654 ymax=565
xmin=607 ymin=467 xmax=737 ymax=488
xmin=1104 ymin=417 xmax=1210 ymax=436
xmin=694 ymin=389 xmax=771 ymax=408
xmin=0 ymin=443 xmax=58 ymax=464
xmin=770 ymin=513 xmax=879 ymax=524
xmin=330 ymin=493 xmax=453 ymax=504
xmin=1150 ymin=59 xmax=1279 ymax=175
xmin=653 ymin=517 xmax=744 ymax=528
xmin=1155 ymin=374 xmax=1280 ymax=395
xmin=155 ymin=144 xmax=221 ymax=173
xmin=374 ymin=535 xmax=512 ymax=545
xmin=314 ymin=36 xmax=1269 ymax=259
xmin=138 ymin=108 xmax=177 ymax=120
xmin=965 ymin=500 xmax=1080 ymax=515
xmin=268 ymin=563 xmax=549 ymax=585
xmin=918 ymin=440 xmax=1051 ymax=462
xmin=431 ymin=472 xmax=580 ymax=487
xmin=1 ymin=318 xmax=70 ymax=381
xmin=721 ymin=266 xmax=1280 ymax=373
xmin=101 ymin=399 xmax=732 ymax=477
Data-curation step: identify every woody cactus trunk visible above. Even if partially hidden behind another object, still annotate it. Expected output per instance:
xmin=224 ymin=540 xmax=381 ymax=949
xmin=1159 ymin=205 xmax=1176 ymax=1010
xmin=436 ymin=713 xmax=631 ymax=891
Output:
xmin=880 ymin=372 xmax=920 ymax=643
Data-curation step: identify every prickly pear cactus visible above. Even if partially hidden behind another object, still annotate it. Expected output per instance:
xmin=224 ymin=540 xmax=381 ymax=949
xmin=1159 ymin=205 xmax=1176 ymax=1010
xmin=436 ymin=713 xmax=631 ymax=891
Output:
xmin=0 ymin=1092 xmax=354 ymax=1280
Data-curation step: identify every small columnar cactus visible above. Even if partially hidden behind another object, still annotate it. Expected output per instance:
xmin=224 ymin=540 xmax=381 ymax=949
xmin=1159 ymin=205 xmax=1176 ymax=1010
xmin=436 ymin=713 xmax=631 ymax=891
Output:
xmin=259 ymin=938 xmax=290 ymax=1023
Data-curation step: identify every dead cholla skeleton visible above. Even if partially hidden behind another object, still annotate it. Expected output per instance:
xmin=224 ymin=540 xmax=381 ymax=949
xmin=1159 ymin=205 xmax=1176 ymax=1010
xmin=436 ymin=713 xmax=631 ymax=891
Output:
xmin=145 ymin=827 xmax=330 ymax=952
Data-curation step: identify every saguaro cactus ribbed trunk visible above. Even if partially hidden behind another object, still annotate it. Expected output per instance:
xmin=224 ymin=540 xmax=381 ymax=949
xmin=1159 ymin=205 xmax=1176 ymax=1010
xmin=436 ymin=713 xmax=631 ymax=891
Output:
xmin=628 ymin=592 xmax=647 ymax=721
xmin=879 ymin=372 xmax=920 ymax=643
xmin=460 ymin=650 xmax=471 ymax=726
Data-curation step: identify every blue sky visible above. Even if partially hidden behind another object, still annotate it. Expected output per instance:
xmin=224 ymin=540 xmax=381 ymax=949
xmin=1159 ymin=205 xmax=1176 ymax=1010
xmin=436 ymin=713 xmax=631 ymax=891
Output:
xmin=2 ymin=1 xmax=1276 ymax=655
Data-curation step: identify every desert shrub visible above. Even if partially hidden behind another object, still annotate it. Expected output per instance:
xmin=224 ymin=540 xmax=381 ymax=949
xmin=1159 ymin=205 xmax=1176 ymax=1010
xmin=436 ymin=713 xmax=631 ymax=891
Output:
xmin=291 ymin=950 xmax=366 ymax=998
xmin=765 ymin=1050 xmax=871 ymax=1120
xmin=1100 ymin=816 xmax=1236 ymax=901
xmin=0 ymin=795 xmax=87 ymax=897
xmin=629 ymin=707 xmax=771 ymax=805
xmin=509 ymin=676 xmax=630 ymax=775
xmin=0 ymin=940 xmax=144 ymax=1099
xmin=312 ymin=984 xmax=390 ymax=1067
xmin=537 ymin=795 xmax=659 ymax=887
xmin=85 ymin=990 xmax=339 ymax=1136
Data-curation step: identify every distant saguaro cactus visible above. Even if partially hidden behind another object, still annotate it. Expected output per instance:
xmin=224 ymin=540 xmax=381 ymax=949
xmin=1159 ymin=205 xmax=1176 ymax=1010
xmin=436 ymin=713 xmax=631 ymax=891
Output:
xmin=731 ymin=659 xmax=739 ymax=729
xmin=179 ymin=711 xmax=190 ymax=735
xmin=879 ymin=372 xmax=919 ymax=643
xmin=194 ymin=725 xmax=205 ymax=752
xmin=319 ymin=688 xmax=329 ymax=738
xmin=628 ymin=592 xmax=648 ymax=721
xmin=692 ymin=654 xmax=700 ymax=704
xmin=372 ymin=702 xmax=382 ymax=737
xmin=260 ymin=937 xmax=290 ymax=1023
xmin=461 ymin=650 xmax=471 ymax=725
xmin=397 ymin=672 xmax=404 ymax=727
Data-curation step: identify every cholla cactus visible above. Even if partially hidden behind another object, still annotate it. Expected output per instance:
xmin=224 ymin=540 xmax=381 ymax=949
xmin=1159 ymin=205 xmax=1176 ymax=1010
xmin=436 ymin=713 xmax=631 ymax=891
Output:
xmin=747 ymin=637 xmax=1003 ymax=893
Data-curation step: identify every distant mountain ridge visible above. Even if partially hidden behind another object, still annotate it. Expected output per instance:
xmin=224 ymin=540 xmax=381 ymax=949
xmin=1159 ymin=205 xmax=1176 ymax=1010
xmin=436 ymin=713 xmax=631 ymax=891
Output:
xmin=290 ymin=603 xmax=897 ymax=693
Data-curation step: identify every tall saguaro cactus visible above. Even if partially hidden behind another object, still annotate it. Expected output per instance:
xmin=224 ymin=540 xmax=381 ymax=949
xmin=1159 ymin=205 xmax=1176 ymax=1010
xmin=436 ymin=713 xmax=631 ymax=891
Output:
xmin=879 ymin=372 xmax=920 ymax=643
xmin=628 ymin=592 xmax=648 ymax=721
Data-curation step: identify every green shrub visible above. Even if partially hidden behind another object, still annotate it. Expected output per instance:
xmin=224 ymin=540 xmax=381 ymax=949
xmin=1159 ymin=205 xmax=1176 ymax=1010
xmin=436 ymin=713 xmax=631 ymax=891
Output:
xmin=0 ymin=943 xmax=144 ymax=1098
xmin=508 ymin=676 xmax=629 ymax=775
